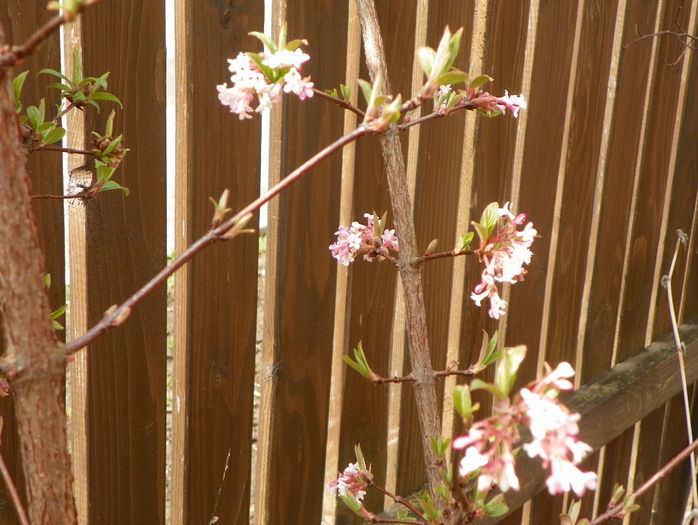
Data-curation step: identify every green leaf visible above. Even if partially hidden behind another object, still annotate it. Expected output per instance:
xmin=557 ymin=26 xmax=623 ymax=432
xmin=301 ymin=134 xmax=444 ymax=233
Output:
xmin=101 ymin=180 xmax=129 ymax=195
xmin=458 ymin=231 xmax=474 ymax=251
xmin=324 ymin=88 xmax=338 ymax=98
xmin=102 ymin=135 xmax=124 ymax=157
xmin=245 ymin=52 xmax=275 ymax=82
xmin=12 ymin=71 xmax=28 ymax=113
xmin=339 ymin=83 xmax=350 ymax=101
xmin=470 ymin=74 xmax=493 ymax=91
xmin=429 ymin=436 xmax=451 ymax=458
xmin=436 ymin=69 xmax=468 ymax=86
xmin=469 ymin=378 xmax=502 ymax=399
xmin=479 ymin=201 xmax=500 ymax=235
xmin=494 ymin=345 xmax=527 ymax=399
xmin=49 ymin=82 xmax=73 ymax=93
xmin=357 ymin=78 xmax=373 ymax=106
xmin=417 ymin=46 xmax=436 ymax=77
xmin=43 ymin=273 xmax=52 ymax=288
xmin=249 ymin=31 xmax=277 ymax=54
xmin=484 ymin=494 xmax=508 ymax=517
xmin=104 ymin=110 xmax=116 ymax=137
xmin=446 ymin=28 xmax=464 ymax=69
xmin=479 ymin=330 xmax=501 ymax=367
xmin=42 ymin=127 xmax=66 ymax=145
xmin=284 ymin=38 xmax=307 ymax=51
xmin=90 ymin=91 xmax=123 ymax=108
xmin=52 ymin=319 xmax=65 ymax=331
xmin=26 ymin=105 xmax=41 ymax=130
xmin=39 ymin=68 xmax=71 ymax=84
xmin=453 ymin=385 xmax=475 ymax=422
xmin=50 ymin=304 xmax=67 ymax=320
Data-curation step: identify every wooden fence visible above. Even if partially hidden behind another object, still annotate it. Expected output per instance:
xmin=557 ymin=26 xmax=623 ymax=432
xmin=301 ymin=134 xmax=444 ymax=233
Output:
xmin=2 ymin=0 xmax=698 ymax=524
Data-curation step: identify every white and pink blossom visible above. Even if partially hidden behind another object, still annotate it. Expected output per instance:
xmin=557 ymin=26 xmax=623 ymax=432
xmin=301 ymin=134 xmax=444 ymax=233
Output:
xmin=328 ymin=462 xmax=368 ymax=502
xmin=218 ymin=46 xmax=314 ymax=118
xmin=471 ymin=202 xmax=536 ymax=319
xmin=329 ymin=213 xmax=399 ymax=266
xmin=495 ymin=91 xmax=527 ymax=118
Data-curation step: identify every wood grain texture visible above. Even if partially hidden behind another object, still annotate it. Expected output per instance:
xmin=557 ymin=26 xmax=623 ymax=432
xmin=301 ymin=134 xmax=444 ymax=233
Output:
xmin=602 ymin=0 xmax=691 ymax=514
xmin=68 ymin=1 xmax=167 ymax=523
xmin=528 ymin=1 xmax=619 ymax=520
xmin=503 ymin=0 xmax=578 ymax=389
xmin=171 ymin=1 xmax=261 ymax=524
xmin=257 ymin=2 xmax=348 ymax=523
xmin=0 ymin=4 xmax=63 ymax=524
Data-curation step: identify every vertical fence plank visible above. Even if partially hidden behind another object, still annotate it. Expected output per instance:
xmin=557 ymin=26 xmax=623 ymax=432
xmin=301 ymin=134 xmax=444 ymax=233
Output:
xmin=0 ymin=4 xmax=64 ymax=524
xmin=255 ymin=1 xmax=348 ymax=523
xmin=598 ymin=0 xmax=691 ymax=518
xmin=67 ymin=1 xmax=167 ymax=523
xmin=172 ymin=1 xmax=262 ymax=524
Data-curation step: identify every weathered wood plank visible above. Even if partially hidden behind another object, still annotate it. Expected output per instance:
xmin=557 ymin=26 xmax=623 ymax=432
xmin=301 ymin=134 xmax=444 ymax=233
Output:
xmin=68 ymin=1 xmax=167 ymax=523
xmin=255 ymin=1 xmax=348 ymax=523
xmin=172 ymin=1 xmax=262 ymax=524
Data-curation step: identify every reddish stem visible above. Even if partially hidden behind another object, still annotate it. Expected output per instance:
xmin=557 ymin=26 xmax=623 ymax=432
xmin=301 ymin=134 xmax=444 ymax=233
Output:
xmin=369 ymin=481 xmax=427 ymax=521
xmin=414 ymin=249 xmax=474 ymax=266
xmin=0 ymin=420 xmax=29 ymax=525
xmin=312 ymin=88 xmax=365 ymax=117
xmin=32 ymin=145 xmax=94 ymax=155
xmin=64 ymin=125 xmax=369 ymax=355
xmin=590 ymin=437 xmax=698 ymax=524
xmin=0 ymin=1 xmax=105 ymax=68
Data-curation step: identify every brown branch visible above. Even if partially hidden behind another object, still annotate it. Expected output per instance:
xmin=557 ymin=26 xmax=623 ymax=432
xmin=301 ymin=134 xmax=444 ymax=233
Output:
xmin=64 ymin=125 xmax=370 ymax=355
xmin=53 ymin=102 xmax=76 ymax=123
xmin=30 ymin=193 xmax=85 ymax=200
xmin=356 ymin=0 xmax=444 ymax=502
xmin=32 ymin=145 xmax=94 ymax=155
xmin=590 ymin=437 xmax=698 ymax=524
xmin=368 ymin=481 xmax=426 ymax=522
xmin=312 ymin=88 xmax=365 ymax=117
xmin=413 ymin=249 xmax=474 ymax=266
xmin=370 ymin=368 xmax=475 ymax=385
xmin=0 ymin=420 xmax=29 ymax=525
xmin=0 ymin=1 xmax=105 ymax=69
xmin=398 ymin=98 xmax=487 ymax=131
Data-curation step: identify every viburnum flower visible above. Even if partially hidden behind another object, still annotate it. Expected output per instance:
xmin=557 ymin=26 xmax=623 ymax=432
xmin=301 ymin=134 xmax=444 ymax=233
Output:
xmin=468 ymin=89 xmax=527 ymax=118
xmin=329 ymin=213 xmax=399 ymax=266
xmin=471 ymin=202 xmax=536 ymax=319
xmin=452 ymin=360 xmax=596 ymax=498
xmin=218 ymin=40 xmax=313 ymax=119
xmin=520 ymin=362 xmax=596 ymax=497
xmin=453 ymin=414 xmax=521 ymax=493
xmin=328 ymin=462 xmax=369 ymax=502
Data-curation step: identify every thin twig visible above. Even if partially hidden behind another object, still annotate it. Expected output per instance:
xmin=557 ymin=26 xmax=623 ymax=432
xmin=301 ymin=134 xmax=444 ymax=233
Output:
xmin=30 ymin=193 xmax=85 ymax=201
xmin=398 ymin=98 xmax=485 ymax=131
xmin=53 ymin=102 xmax=77 ymax=124
xmin=32 ymin=145 xmax=94 ymax=155
xmin=0 ymin=1 xmax=105 ymax=68
xmin=0 ymin=419 xmax=30 ymax=525
xmin=590 ymin=437 xmax=698 ymax=524
xmin=63 ymin=125 xmax=370 ymax=356
xmin=370 ymin=367 xmax=474 ymax=384
xmin=312 ymin=88 xmax=365 ymax=117
xmin=369 ymin=481 xmax=427 ymax=521
xmin=413 ymin=249 xmax=474 ymax=266
xmin=661 ymin=230 xmax=698 ymax=511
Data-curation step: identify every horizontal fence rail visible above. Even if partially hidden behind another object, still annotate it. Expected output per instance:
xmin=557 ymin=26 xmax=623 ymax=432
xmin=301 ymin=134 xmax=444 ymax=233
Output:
xmin=1 ymin=0 xmax=697 ymax=524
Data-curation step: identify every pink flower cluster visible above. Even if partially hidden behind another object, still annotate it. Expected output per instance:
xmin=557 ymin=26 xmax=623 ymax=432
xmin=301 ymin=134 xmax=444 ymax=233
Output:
xmin=471 ymin=203 xmax=536 ymax=319
xmin=453 ymin=408 xmax=520 ymax=492
xmin=329 ymin=213 xmax=399 ymax=266
xmin=328 ymin=462 xmax=368 ymax=502
xmin=453 ymin=363 xmax=596 ymax=498
xmin=470 ymin=90 xmax=527 ymax=118
xmin=217 ymin=48 xmax=314 ymax=119
xmin=520 ymin=362 xmax=597 ymax=497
